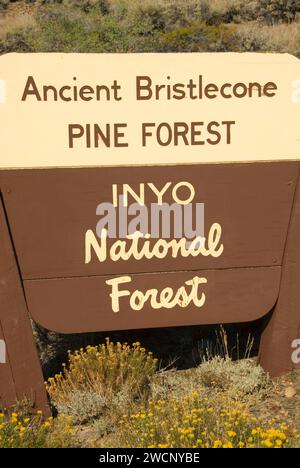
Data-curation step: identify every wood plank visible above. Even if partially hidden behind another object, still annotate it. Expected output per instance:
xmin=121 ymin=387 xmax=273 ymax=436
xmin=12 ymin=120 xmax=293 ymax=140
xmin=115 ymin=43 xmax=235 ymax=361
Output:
xmin=0 ymin=194 xmax=50 ymax=414
xmin=0 ymin=162 xmax=298 ymax=280
xmin=259 ymin=166 xmax=300 ymax=376
xmin=0 ymin=321 xmax=17 ymax=409
xmin=24 ymin=266 xmax=281 ymax=333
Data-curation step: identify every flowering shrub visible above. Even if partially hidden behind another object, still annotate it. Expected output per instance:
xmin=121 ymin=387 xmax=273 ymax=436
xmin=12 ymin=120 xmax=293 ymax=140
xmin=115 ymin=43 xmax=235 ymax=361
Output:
xmin=46 ymin=339 xmax=158 ymax=423
xmin=0 ymin=412 xmax=74 ymax=448
xmin=120 ymin=391 xmax=300 ymax=448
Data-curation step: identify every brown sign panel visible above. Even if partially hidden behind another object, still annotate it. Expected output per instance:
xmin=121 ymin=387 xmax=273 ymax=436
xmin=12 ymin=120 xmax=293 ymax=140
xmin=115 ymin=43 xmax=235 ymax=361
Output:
xmin=0 ymin=162 xmax=296 ymax=335
xmin=0 ymin=161 xmax=299 ymax=379
xmin=24 ymin=267 xmax=281 ymax=334
xmin=0 ymin=162 xmax=297 ymax=280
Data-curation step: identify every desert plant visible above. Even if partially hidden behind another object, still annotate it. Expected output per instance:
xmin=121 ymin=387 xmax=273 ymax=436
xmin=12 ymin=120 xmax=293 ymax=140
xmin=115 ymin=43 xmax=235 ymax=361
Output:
xmin=53 ymin=389 xmax=109 ymax=424
xmin=159 ymin=22 xmax=238 ymax=52
xmin=257 ymin=0 xmax=300 ymax=25
xmin=63 ymin=0 xmax=110 ymax=14
xmin=46 ymin=339 xmax=158 ymax=422
xmin=235 ymin=24 xmax=269 ymax=51
xmin=119 ymin=389 xmax=300 ymax=448
xmin=199 ymin=0 xmax=258 ymax=25
xmin=130 ymin=4 xmax=166 ymax=33
xmin=0 ymin=30 xmax=34 ymax=53
xmin=33 ymin=5 xmax=102 ymax=52
xmin=196 ymin=325 xmax=256 ymax=362
xmin=0 ymin=411 xmax=74 ymax=448
xmin=1 ymin=0 xmax=300 ymax=56
xmin=196 ymin=357 xmax=270 ymax=395
xmin=0 ymin=0 xmax=9 ymax=11
xmin=235 ymin=20 xmax=300 ymax=54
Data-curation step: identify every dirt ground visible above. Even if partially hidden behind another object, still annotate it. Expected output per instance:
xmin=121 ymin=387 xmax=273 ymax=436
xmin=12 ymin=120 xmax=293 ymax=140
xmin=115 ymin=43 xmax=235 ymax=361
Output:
xmin=253 ymin=369 xmax=300 ymax=429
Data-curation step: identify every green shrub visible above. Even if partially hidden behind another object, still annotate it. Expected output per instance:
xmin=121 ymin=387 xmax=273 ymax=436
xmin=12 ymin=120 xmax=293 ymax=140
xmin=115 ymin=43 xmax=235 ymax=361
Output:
xmin=160 ymin=1 xmax=202 ymax=29
xmin=0 ymin=4 xmax=164 ymax=53
xmin=159 ymin=22 xmax=238 ymax=52
xmin=131 ymin=4 xmax=166 ymax=33
xmin=0 ymin=30 xmax=34 ymax=53
xmin=33 ymin=6 xmax=102 ymax=51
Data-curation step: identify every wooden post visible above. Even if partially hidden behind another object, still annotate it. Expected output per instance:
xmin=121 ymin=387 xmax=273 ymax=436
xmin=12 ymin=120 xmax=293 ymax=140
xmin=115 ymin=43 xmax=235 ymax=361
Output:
xmin=259 ymin=167 xmax=300 ymax=377
xmin=0 ymin=321 xmax=17 ymax=408
xmin=0 ymin=193 xmax=50 ymax=415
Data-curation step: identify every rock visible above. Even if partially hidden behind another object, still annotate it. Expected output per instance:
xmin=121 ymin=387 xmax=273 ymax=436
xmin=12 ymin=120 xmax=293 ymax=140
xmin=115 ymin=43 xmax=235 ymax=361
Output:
xmin=285 ymin=387 xmax=296 ymax=399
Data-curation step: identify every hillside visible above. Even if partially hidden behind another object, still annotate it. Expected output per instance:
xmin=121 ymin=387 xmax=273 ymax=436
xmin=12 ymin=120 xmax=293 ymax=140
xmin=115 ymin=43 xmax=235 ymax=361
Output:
xmin=0 ymin=0 xmax=300 ymax=55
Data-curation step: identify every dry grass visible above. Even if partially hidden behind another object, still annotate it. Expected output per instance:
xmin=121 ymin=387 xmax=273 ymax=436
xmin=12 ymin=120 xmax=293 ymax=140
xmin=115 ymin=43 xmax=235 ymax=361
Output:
xmin=244 ymin=19 xmax=300 ymax=54
xmin=202 ymin=0 xmax=249 ymax=14
xmin=0 ymin=4 xmax=36 ymax=39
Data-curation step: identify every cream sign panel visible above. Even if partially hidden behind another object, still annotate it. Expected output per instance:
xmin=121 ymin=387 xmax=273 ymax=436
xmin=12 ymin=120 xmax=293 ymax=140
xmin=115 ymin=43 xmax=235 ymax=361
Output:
xmin=0 ymin=52 xmax=299 ymax=168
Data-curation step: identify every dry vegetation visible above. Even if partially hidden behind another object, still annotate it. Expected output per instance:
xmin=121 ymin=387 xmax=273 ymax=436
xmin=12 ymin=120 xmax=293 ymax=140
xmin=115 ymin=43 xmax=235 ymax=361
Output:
xmin=0 ymin=2 xmax=37 ymax=39
xmin=1 ymin=337 xmax=299 ymax=448
xmin=0 ymin=0 xmax=300 ymax=55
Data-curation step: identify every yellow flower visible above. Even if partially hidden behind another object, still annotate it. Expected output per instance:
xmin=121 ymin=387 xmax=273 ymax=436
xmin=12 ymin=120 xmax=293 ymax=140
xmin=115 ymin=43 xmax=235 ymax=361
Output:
xmin=223 ymin=442 xmax=233 ymax=449
xmin=213 ymin=440 xmax=223 ymax=448
xmin=227 ymin=431 xmax=237 ymax=438
xmin=262 ymin=440 xmax=273 ymax=448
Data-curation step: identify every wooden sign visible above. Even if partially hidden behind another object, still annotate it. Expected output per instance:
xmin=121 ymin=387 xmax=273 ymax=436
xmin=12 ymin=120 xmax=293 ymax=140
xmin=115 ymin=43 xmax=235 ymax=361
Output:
xmin=0 ymin=53 xmax=300 ymax=167
xmin=0 ymin=53 xmax=300 ymax=414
